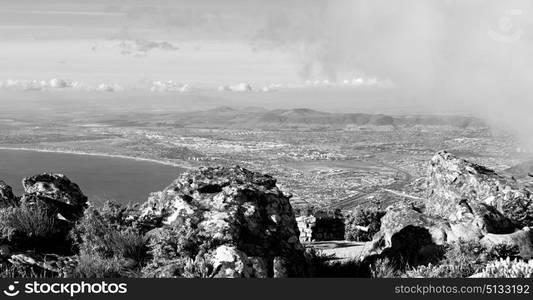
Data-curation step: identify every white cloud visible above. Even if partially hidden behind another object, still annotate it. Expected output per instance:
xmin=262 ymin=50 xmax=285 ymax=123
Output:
xmin=150 ymin=80 xmax=190 ymax=93
xmin=218 ymin=83 xmax=253 ymax=92
xmin=0 ymin=78 xmax=124 ymax=92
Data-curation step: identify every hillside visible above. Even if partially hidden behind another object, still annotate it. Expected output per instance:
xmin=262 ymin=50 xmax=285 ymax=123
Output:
xmin=100 ymin=107 xmax=488 ymax=130
xmin=0 ymin=151 xmax=531 ymax=278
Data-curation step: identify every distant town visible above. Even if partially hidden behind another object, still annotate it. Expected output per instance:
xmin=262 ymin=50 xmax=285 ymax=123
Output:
xmin=0 ymin=106 xmax=527 ymax=212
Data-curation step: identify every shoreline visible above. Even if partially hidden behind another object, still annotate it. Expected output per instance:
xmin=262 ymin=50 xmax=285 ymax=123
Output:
xmin=0 ymin=146 xmax=195 ymax=169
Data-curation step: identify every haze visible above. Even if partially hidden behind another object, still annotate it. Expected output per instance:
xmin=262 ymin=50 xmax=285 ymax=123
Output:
xmin=1 ymin=0 xmax=533 ymax=143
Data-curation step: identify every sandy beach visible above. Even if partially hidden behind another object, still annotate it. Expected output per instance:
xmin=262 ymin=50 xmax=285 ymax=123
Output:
xmin=0 ymin=146 xmax=194 ymax=169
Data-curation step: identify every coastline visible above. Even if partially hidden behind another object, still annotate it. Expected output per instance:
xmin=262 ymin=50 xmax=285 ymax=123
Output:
xmin=0 ymin=146 xmax=195 ymax=169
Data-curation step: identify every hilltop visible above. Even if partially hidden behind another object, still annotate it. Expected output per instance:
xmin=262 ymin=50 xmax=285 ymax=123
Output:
xmin=99 ymin=107 xmax=488 ymax=130
xmin=0 ymin=151 xmax=531 ymax=278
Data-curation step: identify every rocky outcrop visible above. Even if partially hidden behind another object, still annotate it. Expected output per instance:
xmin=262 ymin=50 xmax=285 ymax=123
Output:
xmin=140 ymin=166 xmax=310 ymax=278
xmin=0 ymin=181 xmax=17 ymax=208
xmin=6 ymin=252 xmax=77 ymax=277
xmin=366 ymin=151 xmax=533 ymax=265
xmin=426 ymin=151 xmax=533 ymax=230
xmin=480 ymin=227 xmax=533 ymax=258
xmin=0 ymin=173 xmax=89 ymax=277
xmin=365 ymin=203 xmax=493 ymax=265
xmin=20 ymin=173 xmax=88 ymax=221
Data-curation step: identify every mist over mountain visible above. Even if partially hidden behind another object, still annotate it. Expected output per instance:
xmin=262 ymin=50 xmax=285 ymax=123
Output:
xmin=128 ymin=107 xmax=488 ymax=129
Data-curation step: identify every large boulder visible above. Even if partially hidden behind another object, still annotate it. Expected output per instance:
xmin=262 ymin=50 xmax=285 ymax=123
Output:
xmin=480 ymin=227 xmax=533 ymax=259
xmin=140 ymin=166 xmax=309 ymax=278
xmin=20 ymin=173 xmax=88 ymax=221
xmin=364 ymin=204 xmax=484 ymax=266
xmin=365 ymin=151 xmax=533 ymax=265
xmin=426 ymin=151 xmax=533 ymax=229
xmin=0 ymin=181 xmax=18 ymax=208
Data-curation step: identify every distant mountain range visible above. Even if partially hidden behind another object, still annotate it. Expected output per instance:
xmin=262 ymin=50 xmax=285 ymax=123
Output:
xmin=503 ymin=161 xmax=533 ymax=180
xmin=149 ymin=107 xmax=488 ymax=129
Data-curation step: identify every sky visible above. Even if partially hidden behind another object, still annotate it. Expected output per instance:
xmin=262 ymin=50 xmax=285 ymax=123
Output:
xmin=1 ymin=0 xmax=533 ymax=141
xmin=0 ymin=0 xmax=304 ymax=87
xmin=2 ymin=0 xmax=531 ymax=88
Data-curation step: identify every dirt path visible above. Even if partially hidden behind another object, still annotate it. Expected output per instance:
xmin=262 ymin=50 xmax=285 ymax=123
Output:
xmin=307 ymin=241 xmax=371 ymax=261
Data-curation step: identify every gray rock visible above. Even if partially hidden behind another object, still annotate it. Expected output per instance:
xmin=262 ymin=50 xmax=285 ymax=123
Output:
xmin=0 ymin=181 xmax=18 ymax=208
xmin=365 ymin=151 xmax=533 ymax=265
xmin=141 ymin=166 xmax=310 ymax=278
xmin=20 ymin=173 xmax=88 ymax=221
xmin=365 ymin=205 xmax=467 ymax=266
xmin=426 ymin=151 xmax=532 ymax=229
xmin=480 ymin=227 xmax=533 ymax=259
xmin=8 ymin=253 xmax=77 ymax=276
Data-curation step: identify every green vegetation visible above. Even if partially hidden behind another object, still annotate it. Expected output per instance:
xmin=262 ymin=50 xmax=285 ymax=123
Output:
xmin=69 ymin=202 xmax=147 ymax=277
xmin=69 ymin=254 xmax=132 ymax=278
xmin=0 ymin=201 xmax=66 ymax=250
xmin=344 ymin=207 xmax=385 ymax=242
xmin=477 ymin=258 xmax=533 ymax=278
xmin=0 ymin=198 xmax=529 ymax=278
xmin=71 ymin=205 xmax=145 ymax=261
xmin=372 ymin=240 xmax=527 ymax=278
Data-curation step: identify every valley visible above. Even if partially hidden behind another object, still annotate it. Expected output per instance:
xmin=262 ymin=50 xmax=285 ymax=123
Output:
xmin=0 ymin=97 xmax=528 ymax=211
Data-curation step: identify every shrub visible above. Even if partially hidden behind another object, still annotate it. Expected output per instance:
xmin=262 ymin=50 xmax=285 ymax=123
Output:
xmin=404 ymin=240 xmax=497 ymax=278
xmin=476 ymin=258 xmax=533 ymax=278
xmin=370 ymin=258 xmax=402 ymax=278
xmin=0 ymin=263 xmax=58 ymax=278
xmin=344 ymin=207 xmax=385 ymax=242
xmin=487 ymin=244 xmax=521 ymax=260
xmin=70 ymin=206 xmax=146 ymax=263
xmin=180 ymin=257 xmax=212 ymax=278
xmin=141 ymin=225 xmax=212 ymax=277
xmin=441 ymin=240 xmax=486 ymax=275
xmin=0 ymin=201 xmax=64 ymax=250
xmin=141 ymin=256 xmax=213 ymax=278
xmin=293 ymin=205 xmax=341 ymax=218
xmin=145 ymin=226 xmax=202 ymax=260
xmin=98 ymin=201 xmax=141 ymax=229
xmin=69 ymin=253 xmax=132 ymax=278
xmin=405 ymin=263 xmax=471 ymax=278
xmin=68 ymin=202 xmax=149 ymax=278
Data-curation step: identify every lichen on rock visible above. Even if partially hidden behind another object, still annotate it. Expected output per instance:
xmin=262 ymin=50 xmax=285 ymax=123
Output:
xmin=366 ymin=151 xmax=533 ymax=266
xmin=426 ymin=151 xmax=533 ymax=229
xmin=140 ymin=166 xmax=310 ymax=278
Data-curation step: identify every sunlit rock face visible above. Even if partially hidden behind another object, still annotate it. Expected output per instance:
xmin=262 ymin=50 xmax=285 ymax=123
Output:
xmin=140 ymin=166 xmax=310 ymax=278
xmin=426 ymin=151 xmax=532 ymax=231
xmin=366 ymin=151 xmax=533 ymax=265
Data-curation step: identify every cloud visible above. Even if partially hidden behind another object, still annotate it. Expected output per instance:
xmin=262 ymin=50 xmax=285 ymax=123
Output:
xmin=250 ymin=0 xmax=533 ymax=145
xmin=117 ymin=39 xmax=178 ymax=56
xmin=150 ymin=80 xmax=190 ymax=93
xmin=0 ymin=78 xmax=124 ymax=92
xmin=218 ymin=83 xmax=253 ymax=92
xmin=108 ymin=25 xmax=179 ymax=57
